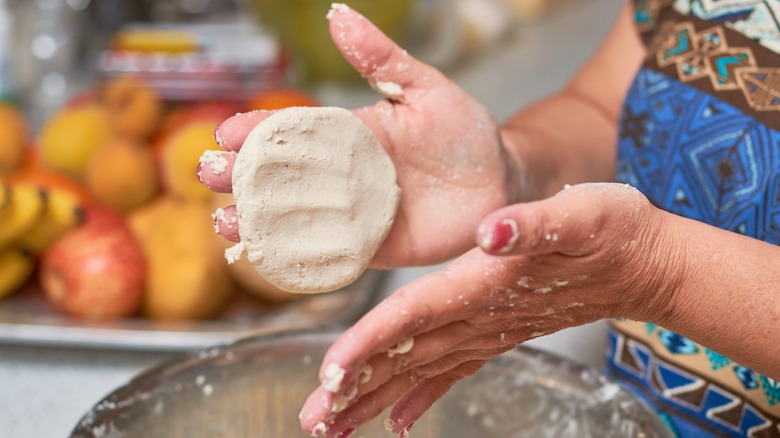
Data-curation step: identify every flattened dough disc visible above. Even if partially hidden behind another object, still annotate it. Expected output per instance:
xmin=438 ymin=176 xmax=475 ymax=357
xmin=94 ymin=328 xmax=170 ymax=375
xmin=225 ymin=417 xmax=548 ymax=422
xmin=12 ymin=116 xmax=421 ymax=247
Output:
xmin=229 ymin=107 xmax=400 ymax=293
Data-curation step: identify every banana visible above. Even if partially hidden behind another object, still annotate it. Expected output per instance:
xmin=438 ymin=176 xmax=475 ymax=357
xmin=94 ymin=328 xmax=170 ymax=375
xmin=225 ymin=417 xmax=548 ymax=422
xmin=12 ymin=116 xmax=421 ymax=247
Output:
xmin=0 ymin=248 xmax=34 ymax=299
xmin=0 ymin=183 xmax=46 ymax=249
xmin=18 ymin=188 xmax=85 ymax=254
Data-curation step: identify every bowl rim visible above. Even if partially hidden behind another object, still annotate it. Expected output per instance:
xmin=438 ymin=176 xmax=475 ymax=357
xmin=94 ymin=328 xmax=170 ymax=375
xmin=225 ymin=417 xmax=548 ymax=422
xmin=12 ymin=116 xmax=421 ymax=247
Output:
xmin=70 ymin=328 xmax=673 ymax=437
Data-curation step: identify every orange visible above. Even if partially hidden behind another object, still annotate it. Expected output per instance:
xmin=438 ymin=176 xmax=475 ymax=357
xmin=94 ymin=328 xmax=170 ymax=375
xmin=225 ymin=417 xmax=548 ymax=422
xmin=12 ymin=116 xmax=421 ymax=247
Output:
xmin=85 ymin=138 xmax=159 ymax=212
xmin=246 ymin=88 xmax=319 ymax=111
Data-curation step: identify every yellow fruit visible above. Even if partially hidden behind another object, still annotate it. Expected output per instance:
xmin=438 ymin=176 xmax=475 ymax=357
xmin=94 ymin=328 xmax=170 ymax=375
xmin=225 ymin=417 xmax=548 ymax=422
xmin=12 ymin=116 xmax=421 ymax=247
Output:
xmin=0 ymin=104 xmax=30 ymax=175
xmin=85 ymin=138 xmax=159 ymax=212
xmin=0 ymin=249 xmax=34 ymax=299
xmin=0 ymin=183 xmax=46 ymax=248
xmin=100 ymin=77 xmax=163 ymax=140
xmin=0 ymin=180 xmax=9 ymax=213
xmin=39 ymin=104 xmax=112 ymax=180
xmin=18 ymin=188 xmax=85 ymax=254
xmin=128 ymin=196 xmax=235 ymax=320
xmin=160 ymin=121 xmax=220 ymax=199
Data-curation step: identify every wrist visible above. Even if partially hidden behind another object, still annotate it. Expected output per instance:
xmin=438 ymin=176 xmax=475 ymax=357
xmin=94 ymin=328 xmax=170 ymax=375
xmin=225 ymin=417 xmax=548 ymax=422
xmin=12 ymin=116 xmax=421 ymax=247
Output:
xmin=620 ymin=208 xmax=689 ymax=325
xmin=498 ymin=125 xmax=549 ymax=203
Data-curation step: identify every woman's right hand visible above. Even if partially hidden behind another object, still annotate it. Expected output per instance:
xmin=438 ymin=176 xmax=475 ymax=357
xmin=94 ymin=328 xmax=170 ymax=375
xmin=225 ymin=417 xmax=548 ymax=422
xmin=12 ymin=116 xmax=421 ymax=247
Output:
xmin=198 ymin=4 xmax=523 ymax=269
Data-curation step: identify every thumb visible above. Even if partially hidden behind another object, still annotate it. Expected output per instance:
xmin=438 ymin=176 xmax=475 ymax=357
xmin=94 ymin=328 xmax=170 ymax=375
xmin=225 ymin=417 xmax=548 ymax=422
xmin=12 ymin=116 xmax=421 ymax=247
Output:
xmin=327 ymin=3 xmax=442 ymax=100
xmin=476 ymin=183 xmax=647 ymax=257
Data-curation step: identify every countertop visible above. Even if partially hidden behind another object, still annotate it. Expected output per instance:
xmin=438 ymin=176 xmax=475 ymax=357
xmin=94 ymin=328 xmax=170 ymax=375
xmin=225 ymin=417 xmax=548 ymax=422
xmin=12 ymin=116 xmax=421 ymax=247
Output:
xmin=0 ymin=1 xmax=623 ymax=436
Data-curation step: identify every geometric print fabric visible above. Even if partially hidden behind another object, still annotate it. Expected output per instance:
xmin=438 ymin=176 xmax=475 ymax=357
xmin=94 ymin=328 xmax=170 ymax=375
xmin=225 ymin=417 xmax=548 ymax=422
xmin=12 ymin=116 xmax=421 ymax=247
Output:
xmin=607 ymin=324 xmax=780 ymax=437
xmin=614 ymin=66 xmax=780 ymax=432
xmin=634 ymin=0 xmax=780 ymax=125
xmin=618 ymin=68 xmax=780 ymax=244
xmin=614 ymin=2 xmax=780 ymax=434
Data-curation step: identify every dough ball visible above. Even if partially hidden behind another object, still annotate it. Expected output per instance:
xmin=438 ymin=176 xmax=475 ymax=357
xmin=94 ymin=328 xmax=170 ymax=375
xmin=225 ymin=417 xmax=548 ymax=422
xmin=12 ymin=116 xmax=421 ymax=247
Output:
xmin=230 ymin=107 xmax=400 ymax=293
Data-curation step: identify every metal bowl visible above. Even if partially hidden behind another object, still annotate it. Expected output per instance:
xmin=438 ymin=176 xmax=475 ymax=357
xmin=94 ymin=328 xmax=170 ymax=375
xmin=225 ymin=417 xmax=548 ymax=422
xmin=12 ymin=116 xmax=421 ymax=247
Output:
xmin=71 ymin=330 xmax=672 ymax=438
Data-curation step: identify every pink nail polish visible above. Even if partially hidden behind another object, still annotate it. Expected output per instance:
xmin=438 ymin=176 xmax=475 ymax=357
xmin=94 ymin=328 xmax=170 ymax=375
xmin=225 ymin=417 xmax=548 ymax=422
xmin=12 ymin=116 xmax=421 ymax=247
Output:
xmin=480 ymin=218 xmax=519 ymax=254
xmin=335 ymin=427 xmax=356 ymax=438
xmin=213 ymin=124 xmax=225 ymax=147
xmin=211 ymin=208 xmax=225 ymax=235
xmin=196 ymin=162 xmax=204 ymax=183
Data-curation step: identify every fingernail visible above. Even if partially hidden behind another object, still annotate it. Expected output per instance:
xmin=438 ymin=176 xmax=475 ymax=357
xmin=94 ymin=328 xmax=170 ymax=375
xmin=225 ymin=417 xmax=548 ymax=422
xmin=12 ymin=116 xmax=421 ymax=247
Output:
xmin=479 ymin=218 xmax=519 ymax=254
xmin=335 ymin=427 xmax=356 ymax=438
xmin=196 ymin=162 xmax=204 ymax=183
xmin=327 ymin=3 xmax=351 ymax=20
xmin=199 ymin=150 xmax=230 ymax=176
xmin=399 ymin=421 xmax=415 ymax=437
xmin=311 ymin=422 xmax=328 ymax=437
xmin=214 ymin=124 xmax=225 ymax=147
xmin=211 ymin=208 xmax=224 ymax=235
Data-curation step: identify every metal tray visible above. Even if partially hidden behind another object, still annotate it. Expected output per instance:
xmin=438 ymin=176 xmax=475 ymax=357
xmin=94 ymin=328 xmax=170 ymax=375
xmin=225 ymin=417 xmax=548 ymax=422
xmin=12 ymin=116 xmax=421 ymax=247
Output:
xmin=0 ymin=271 xmax=383 ymax=351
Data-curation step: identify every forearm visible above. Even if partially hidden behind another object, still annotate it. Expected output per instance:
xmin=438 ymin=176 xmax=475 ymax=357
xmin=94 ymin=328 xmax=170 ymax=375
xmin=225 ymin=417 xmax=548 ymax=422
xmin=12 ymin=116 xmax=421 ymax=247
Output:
xmin=500 ymin=3 xmax=645 ymax=202
xmin=652 ymin=213 xmax=780 ymax=379
xmin=500 ymin=91 xmax=618 ymax=201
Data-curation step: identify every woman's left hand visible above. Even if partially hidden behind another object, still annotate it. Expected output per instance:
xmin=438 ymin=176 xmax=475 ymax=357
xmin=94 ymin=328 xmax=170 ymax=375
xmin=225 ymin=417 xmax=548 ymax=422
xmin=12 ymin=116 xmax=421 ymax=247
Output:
xmin=299 ymin=183 xmax=685 ymax=437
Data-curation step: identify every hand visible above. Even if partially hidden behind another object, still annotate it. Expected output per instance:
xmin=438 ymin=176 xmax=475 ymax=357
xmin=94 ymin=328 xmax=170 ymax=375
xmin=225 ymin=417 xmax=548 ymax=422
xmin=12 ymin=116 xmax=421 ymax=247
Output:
xmin=198 ymin=4 xmax=518 ymax=268
xmin=298 ymin=183 xmax=683 ymax=437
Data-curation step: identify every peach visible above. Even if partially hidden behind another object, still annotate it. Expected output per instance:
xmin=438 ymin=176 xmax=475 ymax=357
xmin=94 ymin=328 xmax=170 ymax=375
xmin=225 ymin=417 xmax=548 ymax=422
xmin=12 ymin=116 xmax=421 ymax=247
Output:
xmin=100 ymin=77 xmax=163 ymax=140
xmin=85 ymin=138 xmax=159 ymax=212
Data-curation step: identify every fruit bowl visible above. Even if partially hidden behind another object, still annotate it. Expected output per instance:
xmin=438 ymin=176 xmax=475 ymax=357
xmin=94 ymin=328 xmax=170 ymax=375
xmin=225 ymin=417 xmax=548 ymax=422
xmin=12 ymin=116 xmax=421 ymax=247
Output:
xmin=70 ymin=329 xmax=672 ymax=437
xmin=0 ymin=272 xmax=382 ymax=350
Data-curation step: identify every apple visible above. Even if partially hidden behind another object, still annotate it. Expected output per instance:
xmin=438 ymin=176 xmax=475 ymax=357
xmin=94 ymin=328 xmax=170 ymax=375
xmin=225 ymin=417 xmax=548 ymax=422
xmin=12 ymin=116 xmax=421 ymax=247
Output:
xmin=41 ymin=208 xmax=146 ymax=319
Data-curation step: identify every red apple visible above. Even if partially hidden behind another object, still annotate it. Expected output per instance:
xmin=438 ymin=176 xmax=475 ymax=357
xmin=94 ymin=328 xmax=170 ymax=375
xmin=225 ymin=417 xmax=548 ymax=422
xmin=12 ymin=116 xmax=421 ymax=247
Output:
xmin=41 ymin=208 xmax=146 ymax=319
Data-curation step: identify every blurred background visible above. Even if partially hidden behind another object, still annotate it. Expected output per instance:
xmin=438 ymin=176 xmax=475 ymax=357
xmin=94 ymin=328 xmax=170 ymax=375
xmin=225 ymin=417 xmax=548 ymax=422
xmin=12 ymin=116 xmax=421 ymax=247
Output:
xmin=0 ymin=0 xmax=628 ymax=436
xmin=0 ymin=0 xmax=573 ymax=332
xmin=2 ymin=0 xmax=568 ymax=122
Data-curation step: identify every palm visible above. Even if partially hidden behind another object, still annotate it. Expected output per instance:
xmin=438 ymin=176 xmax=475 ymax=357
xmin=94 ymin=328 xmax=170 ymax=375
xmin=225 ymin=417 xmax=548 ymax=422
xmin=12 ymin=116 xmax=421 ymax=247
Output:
xmin=199 ymin=5 xmax=514 ymax=269
xmin=356 ymin=87 xmax=510 ymax=267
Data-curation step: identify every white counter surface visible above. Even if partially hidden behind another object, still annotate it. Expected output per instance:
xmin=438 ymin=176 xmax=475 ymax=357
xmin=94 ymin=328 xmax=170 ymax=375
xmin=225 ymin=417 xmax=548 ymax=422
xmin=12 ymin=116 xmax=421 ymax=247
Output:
xmin=0 ymin=1 xmax=623 ymax=436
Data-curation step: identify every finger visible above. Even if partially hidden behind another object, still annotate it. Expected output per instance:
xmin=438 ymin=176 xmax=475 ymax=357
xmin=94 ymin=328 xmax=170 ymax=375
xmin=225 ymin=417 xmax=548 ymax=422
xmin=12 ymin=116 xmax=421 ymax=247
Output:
xmin=326 ymin=351 xmax=498 ymax=438
xmin=300 ymin=386 xmax=337 ymax=435
xmin=311 ymin=250 xmax=513 ymax=421
xmin=324 ymin=371 xmax=418 ymax=438
xmin=302 ymin=364 xmax=436 ymax=437
xmin=353 ymin=323 xmax=516 ymax=402
xmin=476 ymin=183 xmax=642 ymax=257
xmin=327 ymin=4 xmax=443 ymax=100
xmin=213 ymin=110 xmax=275 ymax=152
xmin=302 ymin=327 xmax=503 ymax=433
xmin=388 ymin=360 xmax=488 ymax=435
xmin=317 ymin=252 xmax=494 ymax=381
xmin=198 ymin=150 xmax=236 ymax=193
xmin=211 ymin=205 xmax=239 ymax=242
